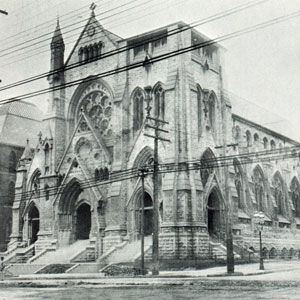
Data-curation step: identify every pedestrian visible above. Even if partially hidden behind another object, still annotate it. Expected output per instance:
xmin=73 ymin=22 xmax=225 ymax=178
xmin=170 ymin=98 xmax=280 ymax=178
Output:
xmin=0 ymin=257 xmax=5 ymax=281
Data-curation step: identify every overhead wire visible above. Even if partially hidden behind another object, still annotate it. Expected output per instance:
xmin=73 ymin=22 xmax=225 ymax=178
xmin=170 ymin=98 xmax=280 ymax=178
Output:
xmin=4 ymin=144 xmax=300 ymax=202
xmin=0 ymin=0 xmax=183 ymax=68
xmin=0 ymin=0 xmax=148 ymax=58
xmin=1 ymin=4 xmax=300 ymax=105
xmin=0 ymin=0 xmax=269 ymax=93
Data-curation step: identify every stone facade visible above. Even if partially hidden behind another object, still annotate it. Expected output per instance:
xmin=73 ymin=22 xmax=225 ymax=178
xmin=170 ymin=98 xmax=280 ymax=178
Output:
xmin=9 ymin=10 xmax=300 ymax=262
xmin=0 ymin=101 xmax=42 ymax=251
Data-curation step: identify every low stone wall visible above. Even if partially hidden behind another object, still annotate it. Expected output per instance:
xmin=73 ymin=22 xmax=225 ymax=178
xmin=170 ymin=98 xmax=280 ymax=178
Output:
xmin=6 ymin=264 xmax=45 ymax=276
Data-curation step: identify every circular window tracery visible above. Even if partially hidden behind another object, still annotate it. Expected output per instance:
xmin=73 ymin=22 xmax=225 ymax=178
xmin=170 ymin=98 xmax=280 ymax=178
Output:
xmin=78 ymin=88 xmax=112 ymax=137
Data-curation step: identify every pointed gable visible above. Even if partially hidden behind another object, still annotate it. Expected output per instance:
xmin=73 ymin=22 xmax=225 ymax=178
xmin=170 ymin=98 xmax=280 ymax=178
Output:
xmin=65 ymin=9 xmax=122 ymax=67
xmin=57 ymin=111 xmax=112 ymax=174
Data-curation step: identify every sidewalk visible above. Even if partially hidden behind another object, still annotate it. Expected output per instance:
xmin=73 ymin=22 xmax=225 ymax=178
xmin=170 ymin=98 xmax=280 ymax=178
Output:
xmin=0 ymin=260 xmax=299 ymax=288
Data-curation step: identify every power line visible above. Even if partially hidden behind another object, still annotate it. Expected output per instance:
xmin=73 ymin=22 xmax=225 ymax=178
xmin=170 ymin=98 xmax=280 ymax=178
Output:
xmin=3 ymin=144 xmax=300 ymax=202
xmin=0 ymin=0 xmax=269 ymax=93
xmin=1 ymin=5 xmax=299 ymax=106
xmin=0 ymin=0 xmax=146 ymax=58
xmin=0 ymin=0 xmax=182 ymax=68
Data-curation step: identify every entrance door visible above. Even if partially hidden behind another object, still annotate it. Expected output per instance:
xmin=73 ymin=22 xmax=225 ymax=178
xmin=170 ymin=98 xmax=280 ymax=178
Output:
xmin=28 ymin=206 xmax=39 ymax=245
xmin=143 ymin=193 xmax=153 ymax=236
xmin=207 ymin=190 xmax=221 ymax=238
xmin=76 ymin=203 xmax=91 ymax=240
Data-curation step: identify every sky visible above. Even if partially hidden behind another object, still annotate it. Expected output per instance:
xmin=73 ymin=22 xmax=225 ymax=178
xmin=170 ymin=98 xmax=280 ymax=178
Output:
xmin=0 ymin=0 xmax=299 ymax=138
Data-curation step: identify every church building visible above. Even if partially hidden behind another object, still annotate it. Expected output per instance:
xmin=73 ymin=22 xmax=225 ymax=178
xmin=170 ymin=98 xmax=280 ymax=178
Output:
xmin=7 ymin=7 xmax=300 ymax=265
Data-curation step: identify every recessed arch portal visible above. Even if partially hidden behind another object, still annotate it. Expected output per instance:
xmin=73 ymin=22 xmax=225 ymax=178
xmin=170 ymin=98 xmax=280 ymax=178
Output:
xmin=135 ymin=192 xmax=153 ymax=237
xmin=207 ymin=188 xmax=223 ymax=238
xmin=28 ymin=205 xmax=39 ymax=245
xmin=76 ymin=202 xmax=91 ymax=240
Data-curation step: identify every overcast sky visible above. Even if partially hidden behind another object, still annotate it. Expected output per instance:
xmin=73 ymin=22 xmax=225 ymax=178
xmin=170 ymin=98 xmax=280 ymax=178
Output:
xmin=0 ymin=0 xmax=299 ymax=133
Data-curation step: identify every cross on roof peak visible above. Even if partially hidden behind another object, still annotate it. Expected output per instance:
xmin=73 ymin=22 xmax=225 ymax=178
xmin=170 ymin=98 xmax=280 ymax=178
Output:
xmin=90 ymin=2 xmax=96 ymax=16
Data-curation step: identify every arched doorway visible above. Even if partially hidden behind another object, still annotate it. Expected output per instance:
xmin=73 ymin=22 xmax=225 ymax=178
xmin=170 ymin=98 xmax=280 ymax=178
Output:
xmin=144 ymin=193 xmax=153 ymax=236
xmin=207 ymin=189 xmax=221 ymax=238
xmin=28 ymin=205 xmax=39 ymax=245
xmin=76 ymin=203 xmax=91 ymax=240
xmin=136 ymin=192 xmax=153 ymax=237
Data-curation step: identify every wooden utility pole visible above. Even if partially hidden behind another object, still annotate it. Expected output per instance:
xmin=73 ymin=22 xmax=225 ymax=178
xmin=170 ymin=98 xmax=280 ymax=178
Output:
xmin=219 ymin=66 xmax=234 ymax=274
xmin=139 ymin=167 xmax=146 ymax=275
xmin=144 ymin=86 xmax=170 ymax=276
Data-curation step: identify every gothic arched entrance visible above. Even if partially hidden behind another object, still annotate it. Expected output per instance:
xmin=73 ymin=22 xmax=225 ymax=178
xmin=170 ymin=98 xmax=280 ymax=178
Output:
xmin=76 ymin=203 xmax=91 ymax=240
xmin=207 ymin=189 xmax=221 ymax=238
xmin=28 ymin=205 xmax=39 ymax=245
xmin=136 ymin=192 xmax=153 ymax=237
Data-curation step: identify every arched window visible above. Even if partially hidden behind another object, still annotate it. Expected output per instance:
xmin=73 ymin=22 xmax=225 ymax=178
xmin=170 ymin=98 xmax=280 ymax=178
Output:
xmin=197 ymin=85 xmax=202 ymax=137
xmin=133 ymin=88 xmax=144 ymax=130
xmin=234 ymin=125 xmax=241 ymax=142
xmin=291 ymin=178 xmax=300 ymax=218
xmin=253 ymin=167 xmax=265 ymax=212
xmin=31 ymin=170 xmax=41 ymax=198
xmin=44 ymin=184 xmax=50 ymax=201
xmin=270 ymin=140 xmax=276 ymax=150
xmin=7 ymin=181 xmax=15 ymax=205
xmin=44 ymin=143 xmax=50 ymax=174
xmin=154 ymin=84 xmax=165 ymax=119
xmin=103 ymin=167 xmax=109 ymax=180
xmin=9 ymin=151 xmax=16 ymax=173
xmin=84 ymin=46 xmax=89 ymax=61
xmin=246 ymin=131 xmax=252 ymax=147
xmin=200 ymin=149 xmax=215 ymax=187
xmin=254 ymin=133 xmax=259 ymax=144
xmin=78 ymin=47 xmax=83 ymax=63
xmin=99 ymin=168 xmax=104 ymax=181
xmin=263 ymin=137 xmax=268 ymax=150
xmin=234 ymin=160 xmax=243 ymax=210
xmin=273 ymin=174 xmax=284 ymax=215
xmin=208 ymin=93 xmax=216 ymax=131
xmin=95 ymin=168 xmax=100 ymax=181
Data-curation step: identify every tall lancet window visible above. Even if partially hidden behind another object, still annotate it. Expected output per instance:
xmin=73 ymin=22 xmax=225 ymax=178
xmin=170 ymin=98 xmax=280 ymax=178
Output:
xmin=253 ymin=166 xmax=265 ymax=212
xmin=273 ymin=174 xmax=284 ymax=216
xmin=197 ymin=85 xmax=202 ymax=138
xmin=133 ymin=88 xmax=144 ymax=130
xmin=291 ymin=178 xmax=300 ymax=218
xmin=154 ymin=84 xmax=165 ymax=120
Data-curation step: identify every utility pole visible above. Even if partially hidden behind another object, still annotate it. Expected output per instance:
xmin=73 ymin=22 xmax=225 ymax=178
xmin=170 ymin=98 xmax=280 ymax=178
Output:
xmin=138 ymin=167 xmax=147 ymax=275
xmin=219 ymin=66 xmax=234 ymax=274
xmin=144 ymin=85 xmax=170 ymax=276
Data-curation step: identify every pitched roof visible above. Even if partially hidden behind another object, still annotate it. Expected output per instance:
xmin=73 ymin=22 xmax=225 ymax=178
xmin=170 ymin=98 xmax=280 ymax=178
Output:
xmin=0 ymin=101 xmax=43 ymax=147
xmin=226 ymin=91 xmax=300 ymax=143
xmin=0 ymin=100 xmax=43 ymax=121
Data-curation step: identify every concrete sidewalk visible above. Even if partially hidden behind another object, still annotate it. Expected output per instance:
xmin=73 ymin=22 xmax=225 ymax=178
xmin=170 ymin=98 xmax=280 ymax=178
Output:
xmin=0 ymin=260 xmax=299 ymax=288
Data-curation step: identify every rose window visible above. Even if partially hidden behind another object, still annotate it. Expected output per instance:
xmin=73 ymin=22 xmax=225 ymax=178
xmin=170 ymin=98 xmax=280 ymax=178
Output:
xmin=79 ymin=90 xmax=112 ymax=137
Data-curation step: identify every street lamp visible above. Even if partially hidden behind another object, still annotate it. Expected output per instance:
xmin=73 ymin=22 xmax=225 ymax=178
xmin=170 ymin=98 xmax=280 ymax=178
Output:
xmin=253 ymin=211 xmax=265 ymax=270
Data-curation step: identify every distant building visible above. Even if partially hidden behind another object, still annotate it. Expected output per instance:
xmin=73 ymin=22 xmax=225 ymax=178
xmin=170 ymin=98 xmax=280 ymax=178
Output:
xmin=7 ymin=8 xmax=300 ymax=265
xmin=0 ymin=101 xmax=42 ymax=251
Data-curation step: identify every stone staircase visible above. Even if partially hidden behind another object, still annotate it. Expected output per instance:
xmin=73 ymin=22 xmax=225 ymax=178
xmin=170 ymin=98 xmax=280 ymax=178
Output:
xmin=99 ymin=236 xmax=152 ymax=266
xmin=30 ymin=240 xmax=91 ymax=264
xmin=209 ymin=239 xmax=241 ymax=260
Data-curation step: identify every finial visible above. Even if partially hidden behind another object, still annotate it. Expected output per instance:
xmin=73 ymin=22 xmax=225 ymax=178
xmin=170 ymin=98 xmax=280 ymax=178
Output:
xmin=90 ymin=2 xmax=96 ymax=16
xmin=38 ymin=131 xmax=42 ymax=141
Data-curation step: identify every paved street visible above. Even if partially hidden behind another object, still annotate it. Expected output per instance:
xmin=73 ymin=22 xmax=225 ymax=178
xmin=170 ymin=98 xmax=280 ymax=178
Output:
xmin=1 ymin=261 xmax=300 ymax=299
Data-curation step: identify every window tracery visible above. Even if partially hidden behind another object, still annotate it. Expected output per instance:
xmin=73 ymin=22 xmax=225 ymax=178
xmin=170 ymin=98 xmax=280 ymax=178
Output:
xmin=78 ymin=86 xmax=112 ymax=137
xmin=291 ymin=178 xmax=300 ymax=218
xmin=234 ymin=161 xmax=243 ymax=209
xmin=154 ymin=85 xmax=165 ymax=120
xmin=133 ymin=88 xmax=144 ymax=130
xmin=200 ymin=149 xmax=215 ymax=187
xmin=273 ymin=175 xmax=284 ymax=215
xmin=253 ymin=167 xmax=264 ymax=212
